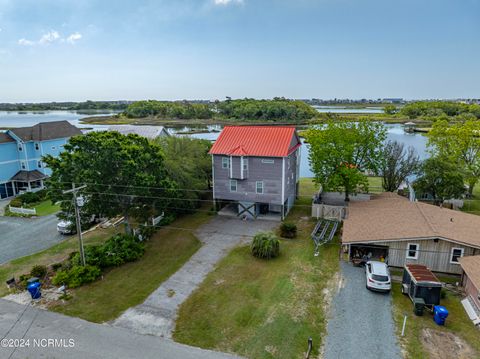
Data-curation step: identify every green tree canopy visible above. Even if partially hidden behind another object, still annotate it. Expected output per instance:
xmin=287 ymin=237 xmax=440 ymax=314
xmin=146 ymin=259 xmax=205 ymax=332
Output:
xmin=155 ymin=136 xmax=212 ymax=212
xmin=414 ymin=157 xmax=466 ymax=205
xmin=427 ymin=120 xmax=480 ymax=195
xmin=380 ymin=140 xmax=420 ymax=192
xmin=305 ymin=120 xmax=387 ymax=201
xmin=44 ymin=131 xmax=177 ymax=234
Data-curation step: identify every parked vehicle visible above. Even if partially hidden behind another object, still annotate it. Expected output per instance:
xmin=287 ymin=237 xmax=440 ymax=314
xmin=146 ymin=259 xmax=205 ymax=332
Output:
xmin=57 ymin=220 xmax=76 ymax=235
xmin=365 ymin=261 xmax=391 ymax=292
xmin=401 ymin=264 xmax=442 ymax=315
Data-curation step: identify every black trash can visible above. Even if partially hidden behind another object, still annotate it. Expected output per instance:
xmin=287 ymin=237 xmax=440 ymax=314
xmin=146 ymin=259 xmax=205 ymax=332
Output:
xmin=413 ymin=297 xmax=425 ymax=316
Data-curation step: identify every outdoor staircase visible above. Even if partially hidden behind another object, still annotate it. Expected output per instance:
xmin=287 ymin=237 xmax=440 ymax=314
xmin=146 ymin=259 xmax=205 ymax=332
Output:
xmin=311 ymin=219 xmax=338 ymax=256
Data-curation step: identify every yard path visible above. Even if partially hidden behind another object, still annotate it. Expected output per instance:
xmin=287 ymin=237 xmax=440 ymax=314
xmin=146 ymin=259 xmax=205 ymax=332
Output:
xmin=0 ymin=214 xmax=63 ymax=264
xmin=0 ymin=299 xmax=241 ymax=359
xmin=323 ymin=261 xmax=402 ymax=359
xmin=113 ymin=216 xmax=277 ymax=338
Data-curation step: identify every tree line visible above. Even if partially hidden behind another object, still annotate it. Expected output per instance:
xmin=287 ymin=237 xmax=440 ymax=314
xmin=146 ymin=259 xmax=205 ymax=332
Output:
xmin=399 ymin=101 xmax=480 ymax=120
xmin=0 ymin=100 xmax=129 ymax=111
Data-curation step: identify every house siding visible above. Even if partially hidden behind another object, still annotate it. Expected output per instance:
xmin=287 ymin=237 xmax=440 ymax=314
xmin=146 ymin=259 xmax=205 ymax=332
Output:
xmin=213 ymin=155 xmax=284 ymax=205
xmin=463 ymin=275 xmax=480 ymax=309
xmin=357 ymin=238 xmax=479 ymax=274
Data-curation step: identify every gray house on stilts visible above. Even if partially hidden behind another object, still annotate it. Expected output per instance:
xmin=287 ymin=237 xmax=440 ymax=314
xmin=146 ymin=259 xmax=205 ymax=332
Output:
xmin=209 ymin=126 xmax=301 ymax=220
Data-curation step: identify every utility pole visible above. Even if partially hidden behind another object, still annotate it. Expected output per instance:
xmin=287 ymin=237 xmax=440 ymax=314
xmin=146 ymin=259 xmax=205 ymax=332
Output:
xmin=63 ymin=183 xmax=87 ymax=266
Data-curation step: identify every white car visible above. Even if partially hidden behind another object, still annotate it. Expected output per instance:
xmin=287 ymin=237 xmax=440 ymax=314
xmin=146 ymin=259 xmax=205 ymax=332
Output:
xmin=57 ymin=220 xmax=76 ymax=235
xmin=365 ymin=261 xmax=391 ymax=292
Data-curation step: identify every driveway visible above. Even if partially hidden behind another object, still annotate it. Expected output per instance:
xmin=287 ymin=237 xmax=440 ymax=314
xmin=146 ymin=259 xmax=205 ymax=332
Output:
xmin=0 ymin=215 xmax=64 ymax=264
xmin=323 ymin=262 xmax=402 ymax=359
xmin=0 ymin=299 xmax=241 ymax=359
xmin=114 ymin=216 xmax=277 ymax=338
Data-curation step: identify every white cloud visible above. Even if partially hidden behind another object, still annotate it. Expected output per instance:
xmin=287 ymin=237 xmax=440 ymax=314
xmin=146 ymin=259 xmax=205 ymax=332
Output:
xmin=17 ymin=30 xmax=82 ymax=47
xmin=39 ymin=30 xmax=60 ymax=44
xmin=66 ymin=32 xmax=82 ymax=44
xmin=213 ymin=0 xmax=243 ymax=5
xmin=18 ymin=38 xmax=34 ymax=46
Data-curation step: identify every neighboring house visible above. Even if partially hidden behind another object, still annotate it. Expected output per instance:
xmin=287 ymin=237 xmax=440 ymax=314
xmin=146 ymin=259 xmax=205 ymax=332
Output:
xmin=0 ymin=121 xmax=82 ymax=199
xmin=459 ymin=255 xmax=480 ymax=312
xmin=342 ymin=192 xmax=480 ymax=274
xmin=209 ymin=126 xmax=301 ymax=219
xmin=108 ymin=125 xmax=170 ymax=139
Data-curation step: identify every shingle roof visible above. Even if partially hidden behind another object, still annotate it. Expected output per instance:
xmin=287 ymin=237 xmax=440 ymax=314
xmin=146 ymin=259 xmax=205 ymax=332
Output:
xmin=209 ymin=126 xmax=300 ymax=157
xmin=108 ymin=125 xmax=169 ymax=139
xmin=459 ymin=255 xmax=480 ymax=290
xmin=10 ymin=170 xmax=47 ymax=182
xmin=342 ymin=193 xmax=480 ymax=248
xmin=9 ymin=121 xmax=82 ymax=142
xmin=0 ymin=132 xmax=15 ymax=143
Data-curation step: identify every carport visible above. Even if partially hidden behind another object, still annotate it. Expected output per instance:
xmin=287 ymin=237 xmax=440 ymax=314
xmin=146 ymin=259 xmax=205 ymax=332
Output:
xmin=349 ymin=243 xmax=389 ymax=261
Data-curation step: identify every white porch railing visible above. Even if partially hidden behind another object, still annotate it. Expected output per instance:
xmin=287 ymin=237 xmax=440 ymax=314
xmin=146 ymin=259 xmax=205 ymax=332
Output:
xmin=9 ymin=206 xmax=36 ymax=215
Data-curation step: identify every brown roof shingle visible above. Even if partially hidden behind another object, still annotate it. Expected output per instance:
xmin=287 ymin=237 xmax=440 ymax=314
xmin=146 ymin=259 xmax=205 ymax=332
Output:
xmin=0 ymin=132 xmax=15 ymax=143
xmin=9 ymin=121 xmax=82 ymax=142
xmin=459 ymin=255 xmax=480 ymax=290
xmin=10 ymin=170 xmax=47 ymax=182
xmin=342 ymin=193 xmax=480 ymax=248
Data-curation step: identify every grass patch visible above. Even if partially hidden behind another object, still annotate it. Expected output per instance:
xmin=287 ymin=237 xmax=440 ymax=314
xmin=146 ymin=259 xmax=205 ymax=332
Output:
xmin=173 ymin=180 xmax=340 ymax=358
xmin=0 ymin=227 xmax=120 ymax=297
xmin=48 ymin=208 xmax=212 ymax=323
xmin=391 ymin=282 xmax=480 ymax=358
xmin=33 ymin=200 xmax=61 ymax=216
xmin=463 ymin=183 xmax=480 ymax=216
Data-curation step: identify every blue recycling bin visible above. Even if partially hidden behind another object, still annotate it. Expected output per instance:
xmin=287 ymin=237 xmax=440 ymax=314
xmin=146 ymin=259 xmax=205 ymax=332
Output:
xmin=27 ymin=281 xmax=41 ymax=300
xmin=433 ymin=305 xmax=449 ymax=325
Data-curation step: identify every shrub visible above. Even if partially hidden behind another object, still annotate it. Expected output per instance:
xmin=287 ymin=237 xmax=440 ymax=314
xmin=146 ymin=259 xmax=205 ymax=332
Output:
xmin=251 ymin=231 xmax=280 ymax=259
xmin=51 ymin=262 xmax=63 ymax=272
xmin=440 ymin=289 xmax=448 ymax=299
xmin=280 ymin=222 xmax=297 ymax=239
xmin=30 ymin=265 xmax=48 ymax=279
xmin=52 ymin=265 xmax=101 ymax=288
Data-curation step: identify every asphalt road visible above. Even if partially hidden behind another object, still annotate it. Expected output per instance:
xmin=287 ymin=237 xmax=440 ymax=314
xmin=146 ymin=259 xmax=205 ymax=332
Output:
xmin=0 ymin=215 xmax=65 ymax=264
xmin=0 ymin=299 xmax=241 ymax=359
xmin=323 ymin=261 xmax=402 ymax=359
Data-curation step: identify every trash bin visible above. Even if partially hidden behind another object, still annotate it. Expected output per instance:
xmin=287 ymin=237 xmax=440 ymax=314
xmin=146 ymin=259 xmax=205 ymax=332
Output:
xmin=27 ymin=281 xmax=41 ymax=300
xmin=413 ymin=297 xmax=425 ymax=316
xmin=433 ymin=305 xmax=449 ymax=325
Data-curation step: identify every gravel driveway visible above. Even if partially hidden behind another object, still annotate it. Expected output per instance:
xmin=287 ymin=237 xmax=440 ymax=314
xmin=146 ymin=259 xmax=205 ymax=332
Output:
xmin=0 ymin=215 xmax=64 ymax=264
xmin=323 ymin=261 xmax=402 ymax=359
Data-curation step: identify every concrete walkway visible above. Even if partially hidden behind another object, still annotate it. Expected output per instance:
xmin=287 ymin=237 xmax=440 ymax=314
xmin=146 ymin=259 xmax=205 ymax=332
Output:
xmin=114 ymin=216 xmax=276 ymax=338
xmin=323 ymin=262 xmax=402 ymax=359
xmin=0 ymin=299 xmax=241 ymax=359
xmin=0 ymin=199 xmax=10 ymax=216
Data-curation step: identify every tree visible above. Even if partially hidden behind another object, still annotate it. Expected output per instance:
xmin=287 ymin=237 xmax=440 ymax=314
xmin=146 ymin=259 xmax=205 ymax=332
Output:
xmin=380 ymin=140 xmax=420 ymax=192
xmin=44 ymin=131 xmax=177 ymax=234
xmin=414 ymin=157 xmax=466 ymax=205
xmin=384 ymin=104 xmax=397 ymax=115
xmin=427 ymin=120 xmax=480 ymax=196
xmin=155 ymin=136 xmax=212 ymax=212
xmin=305 ymin=120 xmax=387 ymax=201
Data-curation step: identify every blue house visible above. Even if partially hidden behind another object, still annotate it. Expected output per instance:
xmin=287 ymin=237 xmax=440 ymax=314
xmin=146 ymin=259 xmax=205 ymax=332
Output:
xmin=0 ymin=121 xmax=82 ymax=199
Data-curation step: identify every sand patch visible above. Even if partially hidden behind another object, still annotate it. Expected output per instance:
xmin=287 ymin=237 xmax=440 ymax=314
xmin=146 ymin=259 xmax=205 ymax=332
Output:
xmin=421 ymin=328 xmax=475 ymax=359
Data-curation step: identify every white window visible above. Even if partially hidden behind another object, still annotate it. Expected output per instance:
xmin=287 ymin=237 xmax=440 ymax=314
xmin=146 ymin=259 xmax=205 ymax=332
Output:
xmin=222 ymin=157 xmax=230 ymax=169
xmin=243 ymin=158 xmax=248 ymax=171
xmin=230 ymin=180 xmax=237 ymax=192
xmin=35 ymin=143 xmax=40 ymax=151
xmin=406 ymin=243 xmax=419 ymax=260
xmin=51 ymin=146 xmax=56 ymax=150
xmin=256 ymin=181 xmax=264 ymax=194
xmin=262 ymin=159 xmax=274 ymax=164
xmin=18 ymin=144 xmax=23 ymax=152
xmin=21 ymin=161 xmax=26 ymax=170
xmin=450 ymin=248 xmax=464 ymax=264
xmin=37 ymin=161 xmax=42 ymax=168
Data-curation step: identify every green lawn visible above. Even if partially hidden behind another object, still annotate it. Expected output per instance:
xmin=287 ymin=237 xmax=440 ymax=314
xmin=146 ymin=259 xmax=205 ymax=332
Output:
xmin=463 ymin=183 xmax=480 ymax=216
xmin=173 ymin=179 xmax=340 ymax=358
xmin=391 ymin=283 xmax=480 ymax=358
xmin=0 ymin=227 xmax=120 ymax=297
xmin=33 ymin=200 xmax=61 ymax=216
xmin=49 ymin=208 xmax=212 ymax=323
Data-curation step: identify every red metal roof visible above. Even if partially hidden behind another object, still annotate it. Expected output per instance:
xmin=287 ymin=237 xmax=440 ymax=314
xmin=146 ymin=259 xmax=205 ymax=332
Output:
xmin=209 ymin=126 xmax=300 ymax=157
xmin=406 ymin=264 xmax=441 ymax=284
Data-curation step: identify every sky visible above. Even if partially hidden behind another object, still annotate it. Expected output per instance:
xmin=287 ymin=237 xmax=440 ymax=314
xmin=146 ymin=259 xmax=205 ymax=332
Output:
xmin=0 ymin=0 xmax=479 ymax=102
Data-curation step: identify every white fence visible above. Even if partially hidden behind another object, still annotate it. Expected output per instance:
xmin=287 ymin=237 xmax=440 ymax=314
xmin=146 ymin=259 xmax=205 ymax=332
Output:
xmin=311 ymin=203 xmax=346 ymax=221
xmin=9 ymin=206 xmax=36 ymax=215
